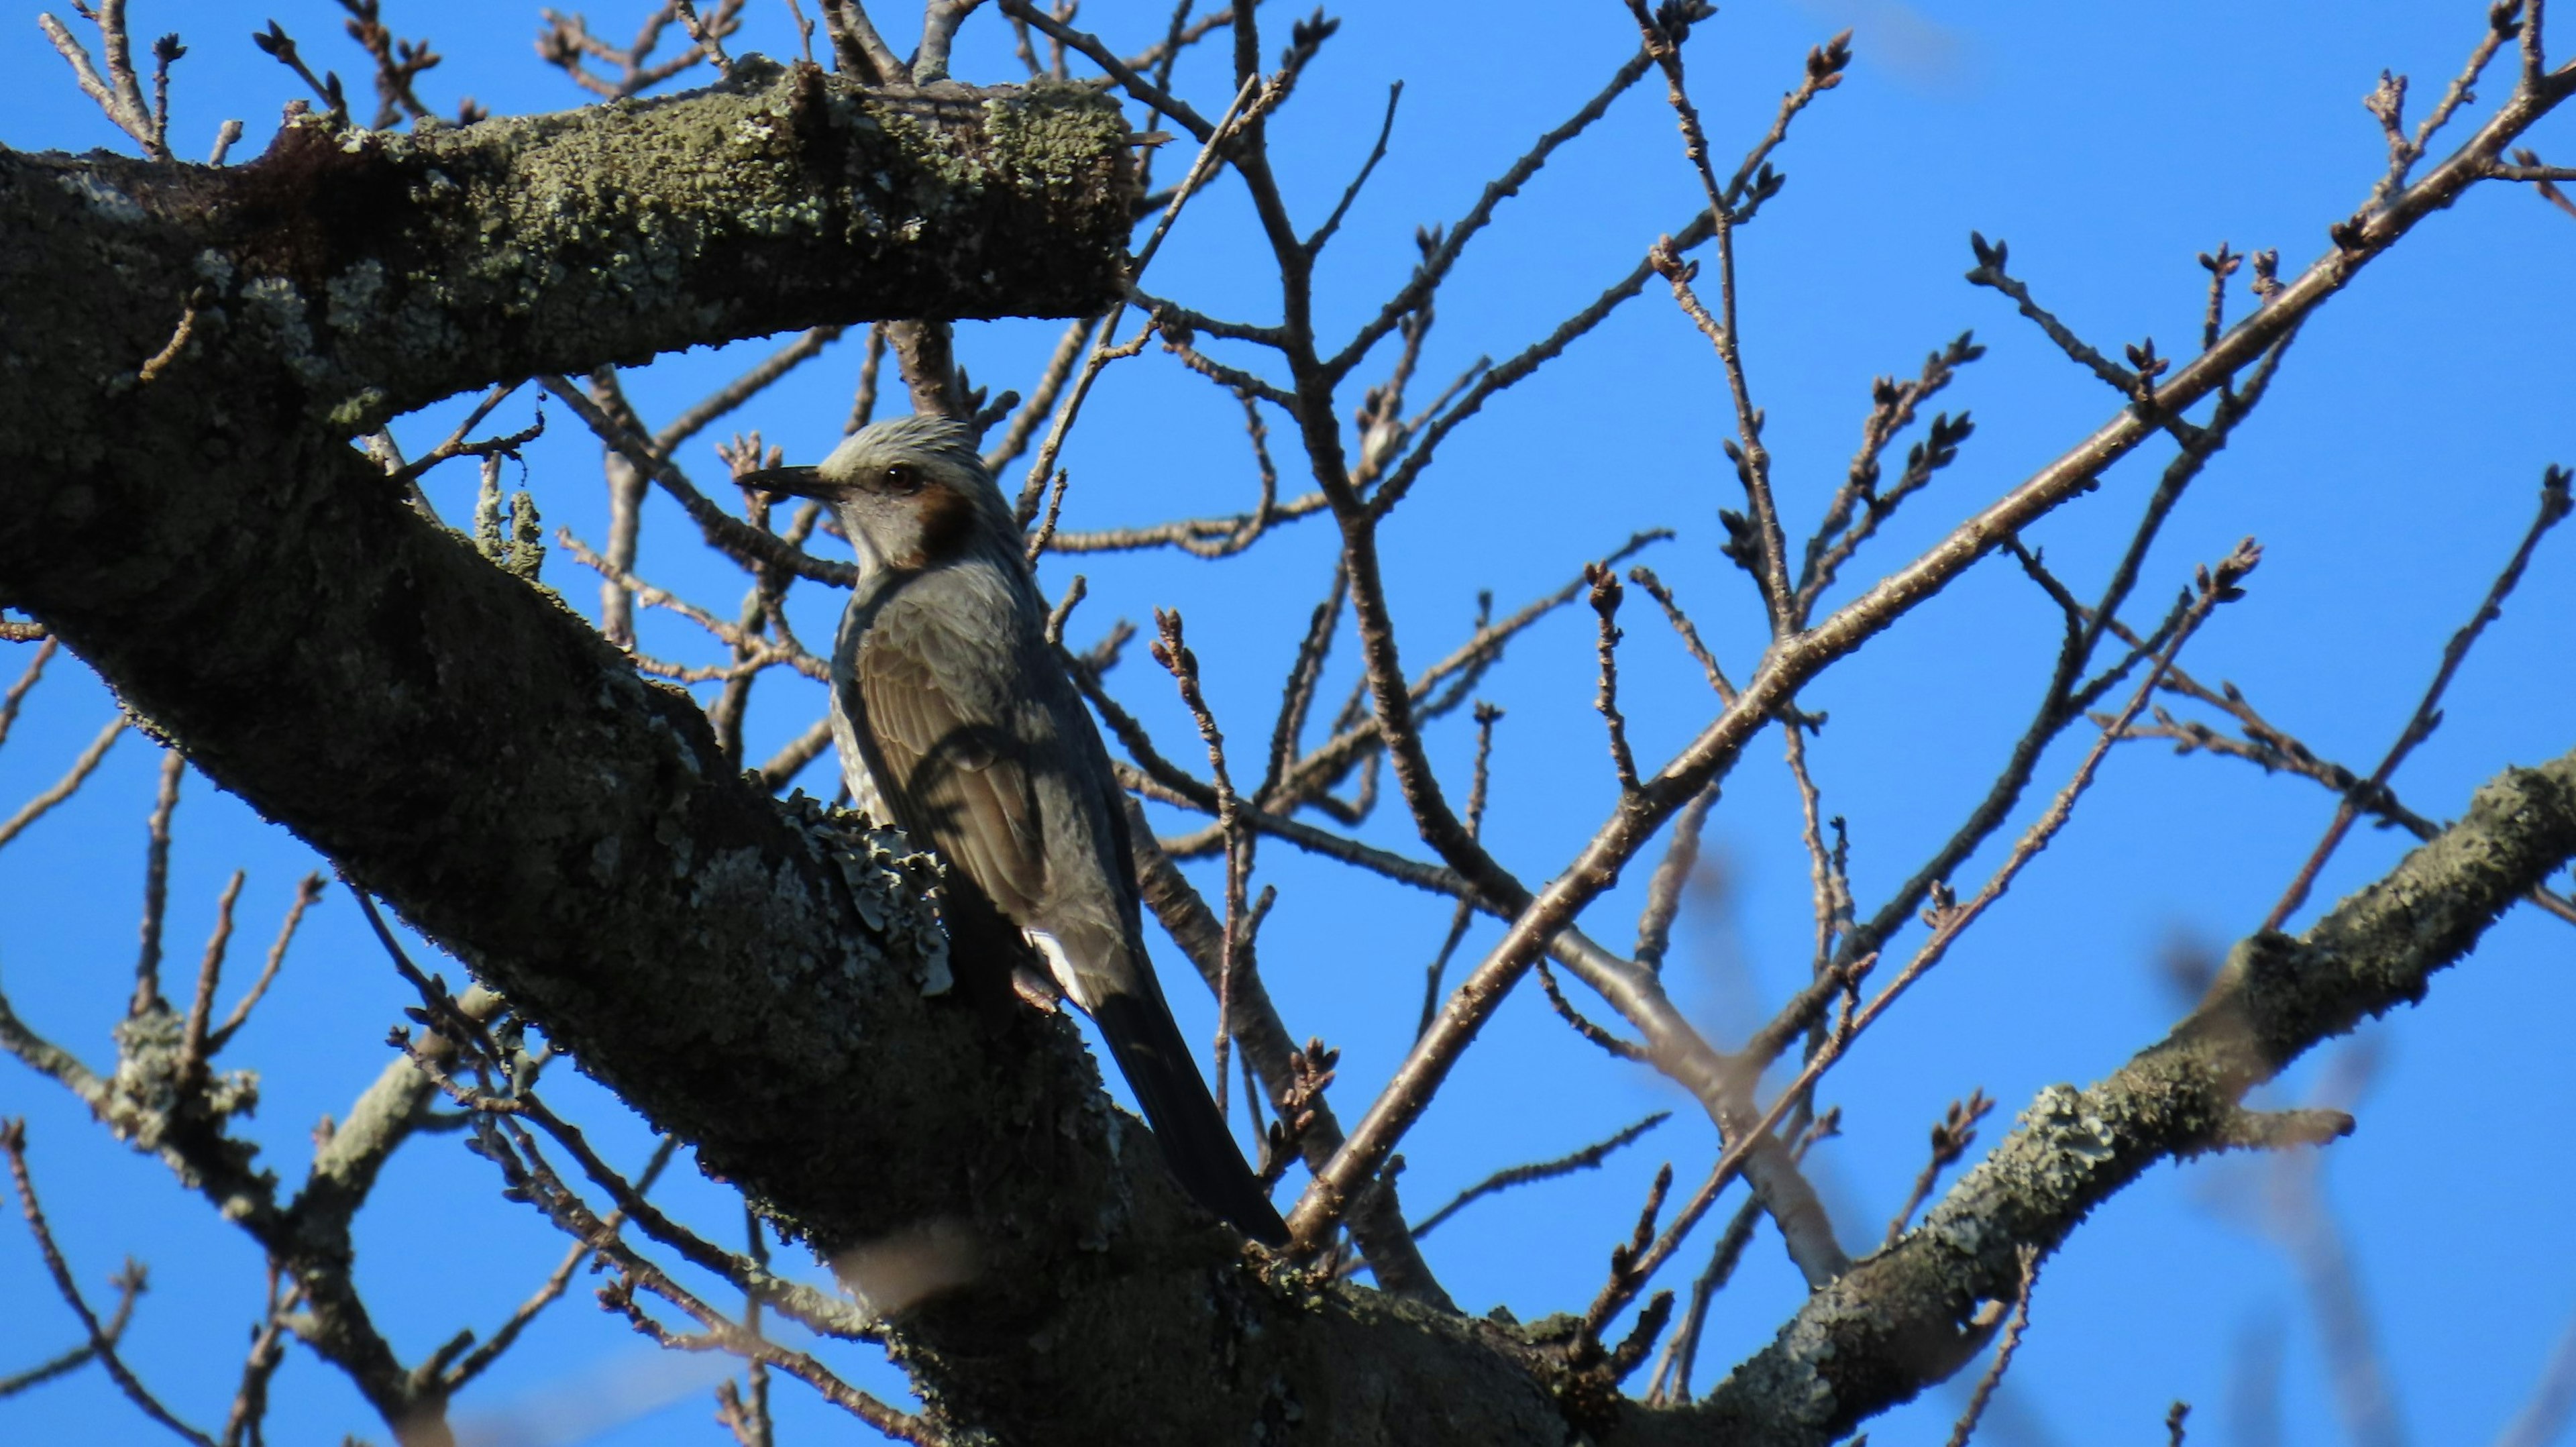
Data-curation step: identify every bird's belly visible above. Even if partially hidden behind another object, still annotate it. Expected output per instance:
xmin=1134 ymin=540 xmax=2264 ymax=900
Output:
xmin=827 ymin=694 xmax=895 ymax=825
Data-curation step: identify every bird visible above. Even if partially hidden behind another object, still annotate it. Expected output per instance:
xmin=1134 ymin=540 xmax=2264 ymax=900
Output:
xmin=741 ymin=413 xmax=1290 ymax=1247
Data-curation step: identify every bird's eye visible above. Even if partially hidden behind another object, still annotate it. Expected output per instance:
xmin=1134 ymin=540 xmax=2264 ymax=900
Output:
xmin=883 ymin=462 xmax=923 ymax=494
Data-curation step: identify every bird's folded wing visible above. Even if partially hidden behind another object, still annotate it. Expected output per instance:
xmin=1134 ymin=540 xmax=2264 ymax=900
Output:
xmin=854 ymin=609 xmax=1050 ymax=924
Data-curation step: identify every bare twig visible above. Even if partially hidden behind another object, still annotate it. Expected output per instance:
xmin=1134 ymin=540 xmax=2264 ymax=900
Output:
xmin=0 ymin=716 xmax=124 ymax=855
xmin=1633 ymin=783 xmax=1716 ymax=974
xmin=1326 ymin=32 xmax=1672 ymax=383
xmin=38 ymin=2 xmax=171 ymax=159
xmin=1409 ymin=1112 xmax=1669 ymax=1241
xmin=1534 ymin=959 xmax=1648 ymax=1062
xmin=0 ymin=1256 xmax=144 ymax=1399
xmin=1012 ymin=74 xmax=1269 ymax=526
xmin=1647 ymin=1108 xmax=1839 ymax=1405
xmin=1415 ymin=702 xmax=1497 ymax=1037
xmin=561 ymin=532 xmax=830 ymax=682
xmin=1000 ymin=1 xmax=1214 ymax=139
xmin=1884 ymin=1089 xmax=1994 ymax=1247
xmin=218 ymin=1268 xmax=291 ymax=1446
xmin=5 ymin=1121 xmax=216 ymax=1446
xmin=447 ymin=1135 xmax=680 ymax=1393
xmin=2367 ymin=9 xmax=2521 ymax=209
xmin=669 ymin=0 xmax=736 ymax=76
xmin=1151 ymin=610 xmax=1256 ymax=1115
xmin=816 ymin=0 xmax=906 ymax=83
xmin=250 ymin=20 xmax=350 ymax=124
xmin=1571 ymin=1161 xmax=1676 ymax=1380
xmin=176 ymin=869 xmax=246 ymax=1081
xmin=1306 ymin=82 xmax=1401 ymax=256
xmin=0 ymin=637 xmax=58 ymax=749
xmin=1585 ymin=563 xmax=1640 ymax=792
xmin=663 ymin=326 xmax=846 ymax=453
xmin=1943 ymin=1243 xmax=2043 ymax=1447
xmin=540 ymin=375 xmax=857 ymax=588
xmin=207 ymin=873 xmax=327 ymax=1052
xmin=2265 ymin=464 xmax=2569 ymax=929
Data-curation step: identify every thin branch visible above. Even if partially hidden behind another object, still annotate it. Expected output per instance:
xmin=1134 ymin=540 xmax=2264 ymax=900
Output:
xmin=1585 ymin=563 xmax=1639 ymax=792
xmin=1012 ymin=74 xmax=1267 ymax=526
xmin=1943 ymin=1244 xmax=2043 ymax=1447
xmin=37 ymin=1 xmax=169 ymax=159
xmin=816 ymin=0 xmax=904 ymax=83
xmin=390 ymin=381 xmax=524 ymax=486
xmin=561 ymin=533 xmax=832 ymax=682
xmin=5 ymin=1121 xmax=216 ymax=1446
xmin=1884 ymin=1089 xmax=1994 ymax=1247
xmin=1797 ymin=336 xmax=1984 ymax=617
xmin=0 ymin=1256 xmax=143 ymax=1399
xmin=669 ymin=0 xmax=737 ymax=77
xmin=1265 ymin=559 xmax=1348 ymax=802
xmin=1150 ymin=609 xmax=1255 ymax=1116
xmin=446 ymin=1135 xmax=681 ymax=1393
xmin=218 ymin=1268 xmax=290 ymax=1447
xmin=984 ymin=314 xmax=1097 ymax=475
xmin=1415 ymin=702 xmax=1497 ymax=1038
xmin=0 ymin=636 xmax=58 ymax=751
xmin=1370 ymin=216 xmax=1715 ymax=520
xmin=2367 ymin=9 xmax=2520 ymax=208
xmin=997 ymin=1 xmax=1216 ymax=140
xmin=1122 ymin=794 xmax=1453 ymax=1309
xmin=539 ymin=375 xmax=857 ymax=588
xmin=1648 ymin=1108 xmax=1838 ymax=1405
xmin=0 ymin=716 xmax=124 ymax=855
xmin=1628 ymin=566 xmax=1738 ymax=702
xmin=1305 ymin=82 xmax=1401 ymax=256
xmin=1633 ymin=782 xmax=1716 ymax=973
xmin=1326 ymin=34 xmax=1670 ymax=382
xmin=661 ymin=326 xmax=845 ymax=453
xmin=759 ymin=718 xmax=837 ymax=791
xmin=207 ymin=873 xmax=327 ymax=1052
xmin=2264 ymin=464 xmax=2569 ymax=928
xmin=1409 ymin=1112 xmax=1669 ymax=1240
xmin=176 ymin=869 xmax=246 ymax=1081
xmin=1535 ymin=959 xmax=1648 ymax=1061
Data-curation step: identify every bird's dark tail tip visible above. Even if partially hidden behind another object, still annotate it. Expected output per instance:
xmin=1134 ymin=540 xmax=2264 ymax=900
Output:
xmin=1095 ymin=994 xmax=1291 ymax=1246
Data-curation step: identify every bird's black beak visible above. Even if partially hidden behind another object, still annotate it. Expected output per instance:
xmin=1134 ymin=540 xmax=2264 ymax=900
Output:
xmin=737 ymin=465 xmax=826 ymax=498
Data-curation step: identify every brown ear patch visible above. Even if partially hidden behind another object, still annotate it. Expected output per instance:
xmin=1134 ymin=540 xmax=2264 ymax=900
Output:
xmin=914 ymin=484 xmax=981 ymax=566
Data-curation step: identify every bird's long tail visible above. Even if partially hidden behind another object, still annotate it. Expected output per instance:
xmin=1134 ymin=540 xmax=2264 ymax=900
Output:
xmin=1092 ymin=984 xmax=1291 ymax=1246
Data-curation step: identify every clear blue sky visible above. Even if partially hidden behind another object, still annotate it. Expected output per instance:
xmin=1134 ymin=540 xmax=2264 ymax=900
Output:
xmin=3 ymin=3 xmax=2572 ymax=1444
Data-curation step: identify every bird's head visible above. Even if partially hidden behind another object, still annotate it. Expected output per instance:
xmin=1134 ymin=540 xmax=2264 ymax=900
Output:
xmin=740 ymin=414 xmax=1014 ymax=575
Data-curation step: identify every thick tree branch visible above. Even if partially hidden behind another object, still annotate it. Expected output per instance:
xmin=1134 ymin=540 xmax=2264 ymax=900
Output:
xmin=1665 ymin=748 xmax=2576 ymax=1445
xmin=0 ymin=62 xmax=1130 ymax=437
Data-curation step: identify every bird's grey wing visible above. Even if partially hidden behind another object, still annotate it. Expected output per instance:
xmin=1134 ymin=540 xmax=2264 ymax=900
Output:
xmin=852 ymin=600 xmax=1049 ymax=925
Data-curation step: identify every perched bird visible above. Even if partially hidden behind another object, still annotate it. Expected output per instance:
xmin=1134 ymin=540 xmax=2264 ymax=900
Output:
xmin=743 ymin=414 xmax=1289 ymax=1246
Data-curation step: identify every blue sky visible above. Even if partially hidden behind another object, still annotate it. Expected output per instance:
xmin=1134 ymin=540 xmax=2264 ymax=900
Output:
xmin=3 ymin=3 xmax=2573 ymax=1444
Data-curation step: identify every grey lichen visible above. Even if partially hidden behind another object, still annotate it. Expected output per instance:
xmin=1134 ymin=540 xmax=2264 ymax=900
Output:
xmin=54 ymin=168 xmax=144 ymax=223
xmin=785 ymin=792 xmax=952 ymax=996
xmin=104 ymin=1004 xmax=266 ymax=1214
xmin=323 ymin=258 xmax=388 ymax=331
xmin=981 ymin=80 xmax=1131 ymax=190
